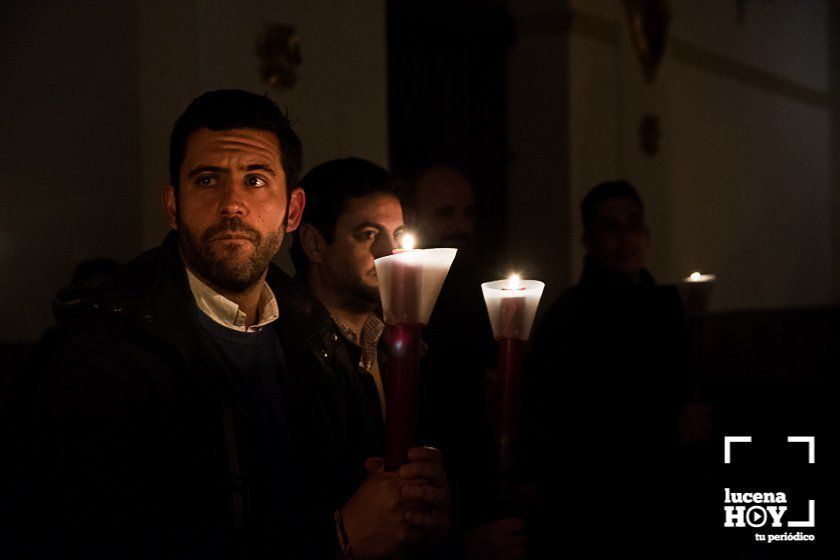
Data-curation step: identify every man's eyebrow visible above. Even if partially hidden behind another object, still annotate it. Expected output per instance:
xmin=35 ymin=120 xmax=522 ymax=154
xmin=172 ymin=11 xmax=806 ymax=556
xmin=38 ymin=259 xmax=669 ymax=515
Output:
xmin=243 ymin=164 xmax=277 ymax=175
xmin=186 ymin=164 xmax=277 ymax=179
xmin=354 ymin=222 xmax=385 ymax=231
xmin=187 ymin=165 xmax=225 ymax=179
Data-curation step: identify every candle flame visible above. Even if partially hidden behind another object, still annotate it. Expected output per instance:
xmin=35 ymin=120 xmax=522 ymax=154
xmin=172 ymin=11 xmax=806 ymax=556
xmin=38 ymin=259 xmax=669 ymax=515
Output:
xmin=507 ymin=273 xmax=522 ymax=290
xmin=400 ymin=233 xmax=416 ymax=251
xmin=690 ymin=272 xmax=702 ymax=281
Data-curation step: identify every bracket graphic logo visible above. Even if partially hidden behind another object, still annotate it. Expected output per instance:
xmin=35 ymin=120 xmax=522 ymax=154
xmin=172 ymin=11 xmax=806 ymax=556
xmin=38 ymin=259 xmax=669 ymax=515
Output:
xmin=722 ymin=436 xmax=816 ymax=544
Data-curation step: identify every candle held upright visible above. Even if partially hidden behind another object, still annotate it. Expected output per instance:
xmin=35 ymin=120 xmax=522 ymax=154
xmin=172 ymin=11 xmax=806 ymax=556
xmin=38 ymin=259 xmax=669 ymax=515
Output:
xmin=375 ymin=237 xmax=456 ymax=470
xmin=679 ymin=271 xmax=717 ymax=316
xmin=679 ymin=271 xmax=717 ymax=403
xmin=481 ymin=275 xmax=544 ymax=497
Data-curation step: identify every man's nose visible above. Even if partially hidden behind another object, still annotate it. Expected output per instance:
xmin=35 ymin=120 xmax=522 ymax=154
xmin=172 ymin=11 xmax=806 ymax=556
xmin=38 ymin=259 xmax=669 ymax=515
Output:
xmin=616 ymin=224 xmax=638 ymax=242
xmin=218 ymin=183 xmax=247 ymax=217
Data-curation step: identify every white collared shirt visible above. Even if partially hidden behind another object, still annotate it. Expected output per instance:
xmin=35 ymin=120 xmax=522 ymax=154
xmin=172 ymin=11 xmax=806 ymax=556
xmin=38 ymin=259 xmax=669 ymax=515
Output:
xmin=185 ymin=267 xmax=279 ymax=332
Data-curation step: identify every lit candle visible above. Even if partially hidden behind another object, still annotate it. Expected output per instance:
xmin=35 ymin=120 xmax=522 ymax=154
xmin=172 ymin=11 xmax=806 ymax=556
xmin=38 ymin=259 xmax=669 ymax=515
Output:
xmin=680 ymin=271 xmax=717 ymax=315
xmin=482 ymin=276 xmax=544 ymax=341
xmin=497 ymin=273 xmax=527 ymax=340
xmin=481 ymin=275 xmax=545 ymax=498
xmin=392 ymin=232 xmax=416 ymax=254
xmin=375 ymin=241 xmax=457 ymax=469
xmin=685 ymin=271 xmax=716 ymax=283
xmin=375 ymin=237 xmax=456 ymax=326
xmin=388 ymin=233 xmax=421 ymax=323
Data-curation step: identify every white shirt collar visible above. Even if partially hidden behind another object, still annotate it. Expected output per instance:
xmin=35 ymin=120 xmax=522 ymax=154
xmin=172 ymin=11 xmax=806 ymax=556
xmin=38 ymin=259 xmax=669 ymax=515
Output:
xmin=185 ymin=267 xmax=279 ymax=332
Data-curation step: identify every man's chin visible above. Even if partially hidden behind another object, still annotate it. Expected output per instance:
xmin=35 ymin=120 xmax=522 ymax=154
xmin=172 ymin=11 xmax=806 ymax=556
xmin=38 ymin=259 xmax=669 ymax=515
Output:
xmin=205 ymin=267 xmax=263 ymax=293
xmin=209 ymin=244 xmax=260 ymax=266
xmin=179 ymin=227 xmax=277 ymax=293
xmin=616 ymin=262 xmax=644 ymax=276
xmin=193 ymin=253 xmax=264 ymax=292
xmin=358 ymin=282 xmax=382 ymax=306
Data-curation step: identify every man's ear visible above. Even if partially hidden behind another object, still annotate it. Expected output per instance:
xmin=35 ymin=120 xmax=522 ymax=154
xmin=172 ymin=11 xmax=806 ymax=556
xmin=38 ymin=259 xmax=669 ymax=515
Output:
xmin=163 ymin=185 xmax=178 ymax=230
xmin=285 ymin=187 xmax=305 ymax=232
xmin=299 ymin=223 xmax=326 ymax=265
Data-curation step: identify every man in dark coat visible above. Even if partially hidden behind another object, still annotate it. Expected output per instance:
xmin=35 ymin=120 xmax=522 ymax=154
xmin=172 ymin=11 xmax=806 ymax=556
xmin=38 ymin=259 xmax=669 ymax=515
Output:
xmin=19 ymin=90 xmax=448 ymax=559
xmin=289 ymin=157 xmax=450 ymax=551
xmin=290 ymin=158 xmax=405 ymax=428
xmin=525 ymin=181 xmax=705 ymax=556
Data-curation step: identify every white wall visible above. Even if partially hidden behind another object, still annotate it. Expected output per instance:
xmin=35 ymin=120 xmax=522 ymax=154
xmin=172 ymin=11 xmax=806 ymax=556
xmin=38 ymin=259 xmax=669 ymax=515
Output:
xmin=0 ymin=0 xmax=143 ymax=342
xmin=506 ymin=2 xmax=573 ymax=308
xmin=1 ymin=0 xmax=388 ymax=341
xmin=557 ymin=0 xmax=833 ymax=311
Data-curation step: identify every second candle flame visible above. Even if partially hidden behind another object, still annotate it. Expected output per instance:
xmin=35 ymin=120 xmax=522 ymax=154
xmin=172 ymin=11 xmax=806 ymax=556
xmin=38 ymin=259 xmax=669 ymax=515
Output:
xmin=400 ymin=232 xmax=417 ymax=251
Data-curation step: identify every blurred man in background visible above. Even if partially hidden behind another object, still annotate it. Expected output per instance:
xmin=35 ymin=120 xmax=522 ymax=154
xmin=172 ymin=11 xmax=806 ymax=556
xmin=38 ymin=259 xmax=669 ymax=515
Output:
xmin=526 ymin=180 xmax=709 ymax=556
xmin=404 ymin=162 xmax=525 ymax=560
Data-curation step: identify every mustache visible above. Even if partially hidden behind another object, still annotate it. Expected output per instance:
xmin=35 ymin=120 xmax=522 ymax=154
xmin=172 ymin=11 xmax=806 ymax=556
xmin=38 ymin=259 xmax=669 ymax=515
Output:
xmin=201 ymin=218 xmax=261 ymax=243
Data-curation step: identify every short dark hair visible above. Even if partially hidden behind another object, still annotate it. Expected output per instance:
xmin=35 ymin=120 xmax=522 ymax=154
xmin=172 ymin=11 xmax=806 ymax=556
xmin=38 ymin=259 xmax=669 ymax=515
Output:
xmin=398 ymin=159 xmax=474 ymax=211
xmin=169 ymin=89 xmax=303 ymax=192
xmin=291 ymin=158 xmax=400 ymax=274
xmin=581 ymin=180 xmax=644 ymax=236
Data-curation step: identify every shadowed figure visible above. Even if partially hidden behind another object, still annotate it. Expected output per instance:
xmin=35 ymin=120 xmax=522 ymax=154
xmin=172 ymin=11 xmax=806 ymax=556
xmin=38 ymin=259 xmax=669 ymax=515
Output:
xmin=404 ymin=163 xmax=527 ymax=560
xmin=524 ymin=181 xmax=709 ymax=557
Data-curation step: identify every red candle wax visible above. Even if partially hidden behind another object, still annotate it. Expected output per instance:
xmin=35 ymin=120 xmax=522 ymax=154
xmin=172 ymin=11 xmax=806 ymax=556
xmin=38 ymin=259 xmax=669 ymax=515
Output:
xmin=384 ymin=323 xmax=423 ymax=470
xmin=389 ymin=252 xmax=422 ymax=324
xmin=497 ymin=288 xmax=526 ymax=340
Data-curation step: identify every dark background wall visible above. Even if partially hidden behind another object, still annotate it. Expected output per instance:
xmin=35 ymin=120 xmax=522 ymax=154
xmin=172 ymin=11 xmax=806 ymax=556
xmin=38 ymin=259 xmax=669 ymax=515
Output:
xmin=1 ymin=0 xmax=837 ymax=341
xmin=387 ymin=0 xmax=512 ymax=268
xmin=1 ymin=1 xmax=144 ymax=341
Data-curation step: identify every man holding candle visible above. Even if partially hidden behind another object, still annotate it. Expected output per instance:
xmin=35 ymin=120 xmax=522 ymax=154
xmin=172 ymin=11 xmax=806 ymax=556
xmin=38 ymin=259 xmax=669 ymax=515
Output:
xmin=290 ymin=158 xmax=406 ymax=418
xmin=525 ymin=180 xmax=710 ymax=554
xmin=24 ymin=92 xmax=447 ymax=559
xmin=289 ymin=156 xmax=451 ymax=552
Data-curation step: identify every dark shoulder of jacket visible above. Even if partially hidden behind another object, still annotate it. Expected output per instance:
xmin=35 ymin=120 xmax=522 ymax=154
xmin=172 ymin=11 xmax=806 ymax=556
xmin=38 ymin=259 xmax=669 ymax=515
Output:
xmin=268 ymin=267 xmax=358 ymax=389
xmin=53 ymin=240 xmax=167 ymax=322
xmin=268 ymin=267 xmax=334 ymax=354
xmin=32 ymin=235 xmax=197 ymax=424
xmin=536 ymin=284 xmax=586 ymax=331
xmin=656 ymin=283 xmax=687 ymax=318
xmin=42 ymin=233 xmax=190 ymax=365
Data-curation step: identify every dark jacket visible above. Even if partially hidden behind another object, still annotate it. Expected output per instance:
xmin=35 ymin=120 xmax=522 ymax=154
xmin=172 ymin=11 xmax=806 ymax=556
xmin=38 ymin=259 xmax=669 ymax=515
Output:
xmin=21 ymin=232 xmax=383 ymax=559
xmin=416 ymin=257 xmax=497 ymax=532
xmin=271 ymin=271 xmax=385 ymax=509
xmin=524 ymin=259 xmax=691 ymax=555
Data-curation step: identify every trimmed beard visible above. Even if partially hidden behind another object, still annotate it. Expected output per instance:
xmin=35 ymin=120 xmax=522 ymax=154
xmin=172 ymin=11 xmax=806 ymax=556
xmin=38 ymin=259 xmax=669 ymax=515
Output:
xmin=351 ymin=276 xmax=381 ymax=309
xmin=322 ymin=260 xmax=381 ymax=314
xmin=341 ymin=269 xmax=382 ymax=314
xmin=178 ymin=216 xmax=283 ymax=294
